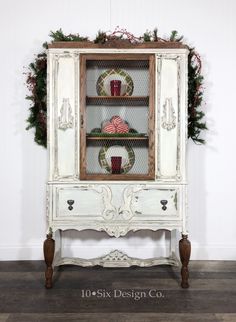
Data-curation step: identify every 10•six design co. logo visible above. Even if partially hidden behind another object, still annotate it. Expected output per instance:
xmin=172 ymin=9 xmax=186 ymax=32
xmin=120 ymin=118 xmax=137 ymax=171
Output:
xmin=81 ymin=289 xmax=165 ymax=301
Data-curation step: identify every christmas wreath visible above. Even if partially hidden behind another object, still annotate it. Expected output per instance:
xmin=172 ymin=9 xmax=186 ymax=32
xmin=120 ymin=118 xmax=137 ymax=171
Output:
xmin=25 ymin=28 xmax=207 ymax=148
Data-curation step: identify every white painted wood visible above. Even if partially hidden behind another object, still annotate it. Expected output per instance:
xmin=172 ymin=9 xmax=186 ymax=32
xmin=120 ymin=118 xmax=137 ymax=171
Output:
xmin=158 ymin=56 xmax=178 ymax=178
xmin=127 ymin=186 xmax=179 ymax=219
xmin=53 ymin=250 xmax=179 ymax=267
xmin=48 ymin=53 xmax=80 ymax=181
xmin=57 ymin=56 xmax=75 ymax=178
xmin=2 ymin=0 xmax=236 ymax=262
xmin=47 ymin=47 xmax=189 ymax=266
xmin=48 ymin=48 xmax=189 ymax=55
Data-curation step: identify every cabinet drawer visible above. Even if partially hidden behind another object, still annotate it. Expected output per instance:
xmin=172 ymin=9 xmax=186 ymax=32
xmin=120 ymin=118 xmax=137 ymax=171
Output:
xmin=53 ymin=184 xmax=182 ymax=222
xmin=124 ymin=186 xmax=180 ymax=219
xmin=54 ymin=185 xmax=114 ymax=219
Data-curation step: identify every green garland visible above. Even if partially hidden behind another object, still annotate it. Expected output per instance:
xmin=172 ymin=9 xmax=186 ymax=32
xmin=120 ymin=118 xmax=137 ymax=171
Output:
xmin=25 ymin=28 xmax=207 ymax=148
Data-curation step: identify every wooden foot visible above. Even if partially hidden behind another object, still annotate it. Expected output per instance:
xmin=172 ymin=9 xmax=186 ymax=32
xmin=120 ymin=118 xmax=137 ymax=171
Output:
xmin=179 ymin=234 xmax=191 ymax=288
xmin=43 ymin=232 xmax=55 ymax=289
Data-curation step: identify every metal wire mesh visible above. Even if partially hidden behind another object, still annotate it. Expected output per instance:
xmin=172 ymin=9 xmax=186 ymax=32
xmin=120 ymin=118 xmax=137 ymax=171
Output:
xmin=86 ymin=139 xmax=149 ymax=175
xmin=85 ymin=58 xmax=150 ymax=176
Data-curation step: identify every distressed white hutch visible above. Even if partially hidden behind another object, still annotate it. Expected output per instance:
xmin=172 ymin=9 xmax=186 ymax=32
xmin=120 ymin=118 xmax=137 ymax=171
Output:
xmin=44 ymin=41 xmax=191 ymax=288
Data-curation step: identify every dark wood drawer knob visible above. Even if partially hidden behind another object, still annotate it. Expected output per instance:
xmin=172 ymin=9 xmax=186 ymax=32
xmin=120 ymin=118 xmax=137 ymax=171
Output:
xmin=67 ymin=199 xmax=74 ymax=211
xmin=160 ymin=200 xmax=168 ymax=211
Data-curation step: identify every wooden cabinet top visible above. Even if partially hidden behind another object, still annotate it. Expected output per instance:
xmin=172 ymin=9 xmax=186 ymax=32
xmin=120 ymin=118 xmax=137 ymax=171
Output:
xmin=48 ymin=41 xmax=188 ymax=49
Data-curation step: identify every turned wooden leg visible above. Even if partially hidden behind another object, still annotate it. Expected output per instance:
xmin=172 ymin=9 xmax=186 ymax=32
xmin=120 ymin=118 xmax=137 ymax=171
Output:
xmin=43 ymin=232 xmax=55 ymax=289
xmin=179 ymin=234 xmax=191 ymax=288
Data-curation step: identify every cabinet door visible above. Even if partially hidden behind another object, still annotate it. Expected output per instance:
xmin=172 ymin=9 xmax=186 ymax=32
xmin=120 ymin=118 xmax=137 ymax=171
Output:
xmin=48 ymin=52 xmax=80 ymax=181
xmin=156 ymin=54 xmax=187 ymax=182
xmin=79 ymin=54 xmax=155 ymax=181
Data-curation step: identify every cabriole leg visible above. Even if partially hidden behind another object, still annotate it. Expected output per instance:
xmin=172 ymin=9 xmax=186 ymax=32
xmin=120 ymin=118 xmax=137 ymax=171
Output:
xmin=179 ymin=234 xmax=191 ymax=288
xmin=43 ymin=231 xmax=55 ymax=289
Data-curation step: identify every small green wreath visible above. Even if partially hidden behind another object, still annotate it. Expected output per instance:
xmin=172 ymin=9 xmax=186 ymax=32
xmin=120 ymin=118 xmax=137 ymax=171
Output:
xmin=25 ymin=28 xmax=207 ymax=148
xmin=96 ymin=68 xmax=134 ymax=96
xmin=98 ymin=145 xmax=135 ymax=174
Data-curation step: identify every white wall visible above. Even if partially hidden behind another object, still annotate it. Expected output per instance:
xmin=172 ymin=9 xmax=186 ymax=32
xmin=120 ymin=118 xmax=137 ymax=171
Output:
xmin=1 ymin=0 xmax=236 ymax=260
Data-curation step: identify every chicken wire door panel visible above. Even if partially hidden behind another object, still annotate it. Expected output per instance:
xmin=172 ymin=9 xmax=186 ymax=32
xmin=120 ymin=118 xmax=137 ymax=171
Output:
xmin=80 ymin=54 xmax=155 ymax=180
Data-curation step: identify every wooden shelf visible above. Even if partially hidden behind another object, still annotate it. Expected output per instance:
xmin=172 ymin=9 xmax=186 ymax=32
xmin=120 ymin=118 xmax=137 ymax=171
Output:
xmin=86 ymin=96 xmax=149 ymax=106
xmin=80 ymin=174 xmax=154 ymax=181
xmin=88 ymin=96 xmax=148 ymax=99
xmin=86 ymin=135 xmax=148 ymax=141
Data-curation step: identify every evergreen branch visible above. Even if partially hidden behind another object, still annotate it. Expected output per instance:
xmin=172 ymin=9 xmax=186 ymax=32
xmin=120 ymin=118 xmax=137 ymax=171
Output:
xmin=25 ymin=28 xmax=207 ymax=148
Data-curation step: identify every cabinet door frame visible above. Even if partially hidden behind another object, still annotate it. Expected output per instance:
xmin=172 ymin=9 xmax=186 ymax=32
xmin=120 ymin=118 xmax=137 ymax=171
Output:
xmin=79 ymin=53 xmax=155 ymax=181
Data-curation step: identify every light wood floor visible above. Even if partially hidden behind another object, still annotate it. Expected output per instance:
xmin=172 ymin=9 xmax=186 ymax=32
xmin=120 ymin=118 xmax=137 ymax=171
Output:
xmin=0 ymin=261 xmax=236 ymax=321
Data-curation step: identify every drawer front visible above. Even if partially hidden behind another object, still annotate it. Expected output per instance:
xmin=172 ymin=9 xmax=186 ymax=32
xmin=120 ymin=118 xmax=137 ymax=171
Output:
xmin=54 ymin=185 xmax=116 ymax=220
xmin=52 ymin=184 xmax=182 ymax=222
xmin=120 ymin=186 xmax=180 ymax=220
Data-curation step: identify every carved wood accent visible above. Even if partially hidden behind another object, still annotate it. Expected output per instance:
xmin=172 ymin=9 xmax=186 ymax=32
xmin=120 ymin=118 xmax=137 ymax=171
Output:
xmin=179 ymin=234 xmax=191 ymax=288
xmin=101 ymin=226 xmax=130 ymax=238
xmin=162 ymin=98 xmax=176 ymax=131
xmin=43 ymin=233 xmax=55 ymax=289
xmin=58 ymin=98 xmax=74 ymax=130
xmin=53 ymin=250 xmax=180 ymax=268
xmin=100 ymin=186 xmax=117 ymax=220
xmin=119 ymin=186 xmax=135 ymax=220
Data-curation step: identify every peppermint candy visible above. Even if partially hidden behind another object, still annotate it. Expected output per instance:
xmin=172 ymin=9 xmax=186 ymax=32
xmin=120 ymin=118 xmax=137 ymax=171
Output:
xmin=102 ymin=122 xmax=116 ymax=133
xmin=111 ymin=115 xmax=123 ymax=127
xmin=116 ymin=122 xmax=129 ymax=133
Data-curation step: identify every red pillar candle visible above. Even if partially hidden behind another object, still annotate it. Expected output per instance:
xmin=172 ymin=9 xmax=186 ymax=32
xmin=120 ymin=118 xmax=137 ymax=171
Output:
xmin=110 ymin=80 xmax=121 ymax=96
xmin=111 ymin=156 xmax=122 ymax=174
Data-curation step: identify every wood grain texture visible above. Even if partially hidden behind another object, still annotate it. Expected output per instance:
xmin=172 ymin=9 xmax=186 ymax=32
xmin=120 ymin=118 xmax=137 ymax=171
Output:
xmin=79 ymin=54 xmax=87 ymax=179
xmin=0 ymin=314 xmax=9 ymax=322
xmin=80 ymin=174 xmax=155 ymax=181
xmin=0 ymin=261 xmax=236 ymax=319
xmin=4 ymin=313 xmax=236 ymax=322
xmin=86 ymin=96 xmax=149 ymax=99
xmin=86 ymin=136 xmax=148 ymax=141
xmin=86 ymin=96 xmax=149 ymax=106
xmin=148 ymin=54 xmax=155 ymax=179
xmin=80 ymin=53 xmax=151 ymax=61
xmin=48 ymin=41 xmax=188 ymax=49
xmin=179 ymin=234 xmax=191 ymax=288
xmin=43 ymin=234 xmax=55 ymax=289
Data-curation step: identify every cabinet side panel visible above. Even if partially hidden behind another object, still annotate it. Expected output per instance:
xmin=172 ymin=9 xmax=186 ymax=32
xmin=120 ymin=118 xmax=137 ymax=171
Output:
xmin=57 ymin=57 xmax=75 ymax=177
xmin=49 ymin=52 xmax=79 ymax=181
xmin=48 ymin=52 xmax=54 ymax=181
xmin=156 ymin=56 xmax=179 ymax=180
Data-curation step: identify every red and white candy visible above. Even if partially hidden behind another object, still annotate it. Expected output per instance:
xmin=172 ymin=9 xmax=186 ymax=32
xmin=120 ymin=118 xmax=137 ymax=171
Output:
xmin=111 ymin=115 xmax=123 ymax=127
xmin=101 ymin=116 xmax=130 ymax=133
xmin=116 ymin=122 xmax=129 ymax=133
xmin=102 ymin=122 xmax=116 ymax=133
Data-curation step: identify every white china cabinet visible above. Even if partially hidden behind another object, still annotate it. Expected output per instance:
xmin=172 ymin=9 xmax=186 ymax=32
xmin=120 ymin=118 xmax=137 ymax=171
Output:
xmin=44 ymin=41 xmax=190 ymax=289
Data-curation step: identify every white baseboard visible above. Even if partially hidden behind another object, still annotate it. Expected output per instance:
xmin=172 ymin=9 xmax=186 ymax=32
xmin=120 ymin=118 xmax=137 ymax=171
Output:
xmin=0 ymin=243 xmax=236 ymax=261
xmin=0 ymin=244 xmax=169 ymax=261
xmin=0 ymin=244 xmax=43 ymax=261
xmin=190 ymin=242 xmax=236 ymax=260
